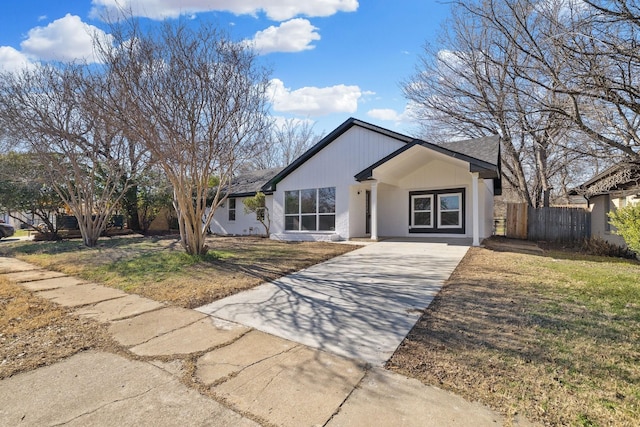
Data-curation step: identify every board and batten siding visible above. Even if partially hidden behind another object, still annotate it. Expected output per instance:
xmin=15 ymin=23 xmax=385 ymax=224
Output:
xmin=270 ymin=126 xmax=407 ymax=240
xmin=209 ymin=196 xmax=273 ymax=236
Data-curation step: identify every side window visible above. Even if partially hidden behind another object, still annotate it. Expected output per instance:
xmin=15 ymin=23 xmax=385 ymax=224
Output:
xmin=228 ymin=198 xmax=236 ymax=221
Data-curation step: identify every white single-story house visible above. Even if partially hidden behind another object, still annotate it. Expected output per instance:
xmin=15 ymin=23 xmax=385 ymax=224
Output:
xmin=574 ymin=161 xmax=640 ymax=247
xmin=210 ymin=118 xmax=501 ymax=246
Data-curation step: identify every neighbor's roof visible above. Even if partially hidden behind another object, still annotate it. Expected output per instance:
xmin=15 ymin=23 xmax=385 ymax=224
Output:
xmin=229 ymin=167 xmax=283 ymax=197
xmin=573 ymin=161 xmax=640 ymax=198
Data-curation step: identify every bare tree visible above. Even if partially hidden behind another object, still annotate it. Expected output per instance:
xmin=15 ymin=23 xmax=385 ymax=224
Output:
xmin=404 ymin=2 xmax=544 ymax=205
xmin=405 ymin=0 xmax=620 ymax=206
xmin=250 ymin=118 xmax=322 ymax=170
xmin=473 ymin=0 xmax=640 ymax=159
xmin=100 ymin=20 xmax=271 ymax=255
xmin=0 ymin=64 xmax=147 ymax=247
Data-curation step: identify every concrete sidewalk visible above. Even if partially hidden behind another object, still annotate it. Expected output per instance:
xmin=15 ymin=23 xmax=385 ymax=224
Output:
xmin=0 ymin=254 xmax=533 ymax=427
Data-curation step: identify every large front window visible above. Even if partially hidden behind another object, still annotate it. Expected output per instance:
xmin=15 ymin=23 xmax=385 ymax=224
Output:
xmin=285 ymin=187 xmax=336 ymax=231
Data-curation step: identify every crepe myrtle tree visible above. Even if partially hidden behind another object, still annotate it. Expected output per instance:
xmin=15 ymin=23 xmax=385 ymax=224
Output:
xmin=100 ymin=19 xmax=272 ymax=255
xmin=0 ymin=64 xmax=147 ymax=247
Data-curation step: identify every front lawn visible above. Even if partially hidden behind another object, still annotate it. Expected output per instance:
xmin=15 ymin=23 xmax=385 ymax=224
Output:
xmin=0 ymin=235 xmax=355 ymax=308
xmin=387 ymin=239 xmax=640 ymax=427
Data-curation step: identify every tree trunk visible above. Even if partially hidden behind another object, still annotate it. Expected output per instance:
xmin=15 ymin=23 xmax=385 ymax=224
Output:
xmin=123 ymin=183 xmax=141 ymax=232
xmin=174 ymin=192 xmax=208 ymax=256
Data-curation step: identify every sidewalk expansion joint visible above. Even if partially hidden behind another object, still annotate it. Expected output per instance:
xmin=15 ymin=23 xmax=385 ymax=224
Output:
xmin=100 ymin=304 xmax=168 ymax=323
xmin=122 ymin=316 xmax=206 ymax=348
xmin=67 ymin=294 xmax=128 ymax=309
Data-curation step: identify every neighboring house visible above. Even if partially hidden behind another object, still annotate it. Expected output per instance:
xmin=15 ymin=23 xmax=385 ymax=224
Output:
xmin=574 ymin=161 xmax=640 ymax=247
xmin=210 ymin=118 xmax=501 ymax=246
xmin=0 ymin=211 xmax=37 ymax=229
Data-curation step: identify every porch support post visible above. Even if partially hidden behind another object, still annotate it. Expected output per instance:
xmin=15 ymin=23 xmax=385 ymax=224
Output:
xmin=472 ymin=172 xmax=480 ymax=246
xmin=370 ymin=180 xmax=378 ymax=240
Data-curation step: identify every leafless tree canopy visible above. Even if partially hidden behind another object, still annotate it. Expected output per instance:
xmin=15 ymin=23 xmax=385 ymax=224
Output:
xmin=250 ymin=118 xmax=322 ymax=170
xmin=100 ymin=20 xmax=271 ymax=255
xmin=0 ymin=64 xmax=147 ymax=246
xmin=405 ymin=0 xmax=640 ymax=206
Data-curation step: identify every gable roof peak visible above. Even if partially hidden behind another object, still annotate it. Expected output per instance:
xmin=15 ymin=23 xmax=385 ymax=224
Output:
xmin=261 ymin=117 xmax=415 ymax=192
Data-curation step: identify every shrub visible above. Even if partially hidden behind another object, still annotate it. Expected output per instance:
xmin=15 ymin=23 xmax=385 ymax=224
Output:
xmin=243 ymin=192 xmax=270 ymax=236
xmin=608 ymin=204 xmax=640 ymax=255
xmin=580 ymin=237 xmax=636 ymax=259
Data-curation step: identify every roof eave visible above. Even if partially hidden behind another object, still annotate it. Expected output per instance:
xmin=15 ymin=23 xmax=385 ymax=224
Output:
xmin=263 ymin=117 xmax=415 ymax=191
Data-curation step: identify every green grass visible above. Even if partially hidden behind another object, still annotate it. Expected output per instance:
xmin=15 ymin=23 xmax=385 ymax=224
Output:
xmin=388 ymin=245 xmax=640 ymax=427
xmin=13 ymin=229 xmax=31 ymax=237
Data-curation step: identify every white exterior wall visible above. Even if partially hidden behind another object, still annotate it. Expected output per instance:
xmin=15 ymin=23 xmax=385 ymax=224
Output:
xmin=347 ymin=158 xmax=495 ymax=240
xmin=377 ymin=183 xmax=406 ymax=236
xmin=348 ymin=185 xmax=368 ymax=238
xmin=209 ymin=196 xmax=270 ymax=236
xmin=482 ymin=179 xmax=495 ymax=238
xmin=590 ymin=193 xmax=637 ymax=247
xmin=270 ymin=127 xmax=406 ymax=241
xmin=393 ymin=158 xmax=474 ymax=238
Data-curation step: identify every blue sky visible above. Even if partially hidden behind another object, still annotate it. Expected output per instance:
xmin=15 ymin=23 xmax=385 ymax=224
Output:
xmin=0 ymin=1 xmax=451 ymax=135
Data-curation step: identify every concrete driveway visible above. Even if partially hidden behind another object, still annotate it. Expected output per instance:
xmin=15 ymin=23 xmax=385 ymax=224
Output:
xmin=197 ymin=238 xmax=470 ymax=366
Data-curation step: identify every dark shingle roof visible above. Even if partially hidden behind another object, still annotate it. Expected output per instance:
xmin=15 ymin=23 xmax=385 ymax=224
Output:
xmin=438 ymin=135 xmax=501 ymax=166
xmin=261 ymin=117 xmax=501 ymax=193
xmin=229 ymin=167 xmax=283 ymax=197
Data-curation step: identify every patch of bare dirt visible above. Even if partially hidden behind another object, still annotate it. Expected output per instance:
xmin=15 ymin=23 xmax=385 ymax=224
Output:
xmin=0 ymin=278 xmax=121 ymax=379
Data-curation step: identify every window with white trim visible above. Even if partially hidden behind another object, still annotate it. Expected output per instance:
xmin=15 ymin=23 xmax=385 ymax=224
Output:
xmin=438 ymin=193 xmax=462 ymax=228
xmin=228 ymin=198 xmax=236 ymax=221
xmin=285 ymin=187 xmax=336 ymax=231
xmin=411 ymin=194 xmax=433 ymax=228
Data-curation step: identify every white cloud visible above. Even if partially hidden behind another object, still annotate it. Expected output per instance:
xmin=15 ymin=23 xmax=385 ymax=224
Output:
xmin=0 ymin=46 xmax=34 ymax=72
xmin=367 ymin=104 xmax=417 ymax=124
xmin=20 ymin=14 xmax=112 ymax=63
xmin=367 ymin=108 xmax=402 ymax=121
xmin=249 ymin=19 xmax=320 ymax=54
xmin=268 ymin=78 xmax=366 ymax=116
xmin=90 ymin=0 xmax=358 ymax=21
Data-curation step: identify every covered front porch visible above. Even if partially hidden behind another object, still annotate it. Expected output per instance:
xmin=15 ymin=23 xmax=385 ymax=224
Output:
xmin=347 ymin=142 xmax=499 ymax=246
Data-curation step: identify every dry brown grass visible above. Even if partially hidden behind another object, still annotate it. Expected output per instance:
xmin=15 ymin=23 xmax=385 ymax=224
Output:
xmin=387 ymin=240 xmax=640 ymax=427
xmin=0 ymin=236 xmax=355 ymax=379
xmin=0 ymin=277 xmax=117 ymax=379
xmin=0 ymin=236 xmax=356 ymax=308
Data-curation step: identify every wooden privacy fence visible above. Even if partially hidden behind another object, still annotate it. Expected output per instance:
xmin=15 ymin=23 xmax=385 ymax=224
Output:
xmin=506 ymin=203 xmax=591 ymax=242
